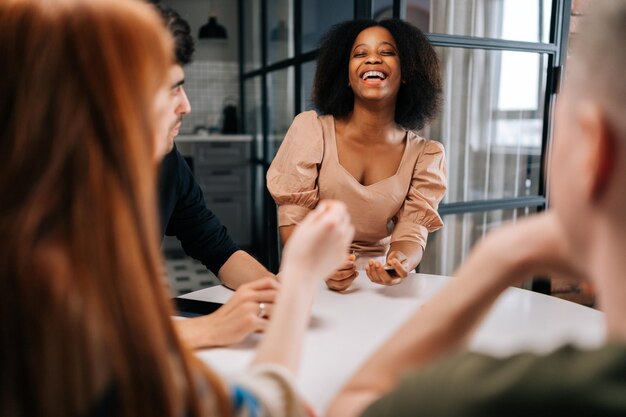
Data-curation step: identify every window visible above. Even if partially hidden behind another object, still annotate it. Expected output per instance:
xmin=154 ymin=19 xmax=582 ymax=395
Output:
xmin=301 ymin=0 xmax=352 ymax=53
xmin=426 ymin=47 xmax=547 ymax=205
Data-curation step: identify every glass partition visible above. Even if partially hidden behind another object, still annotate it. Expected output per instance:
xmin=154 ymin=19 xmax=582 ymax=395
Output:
xmin=243 ymin=0 xmax=262 ymax=72
xmin=267 ymin=0 xmax=294 ymax=64
xmin=407 ymin=0 xmax=553 ymax=43
xmin=267 ymin=67 xmax=295 ymax=158
xmin=421 ymin=206 xmax=540 ymax=275
xmin=301 ymin=0 xmax=353 ymax=53
xmin=301 ymin=60 xmax=317 ymax=111
xmin=422 ymin=47 xmax=548 ymax=204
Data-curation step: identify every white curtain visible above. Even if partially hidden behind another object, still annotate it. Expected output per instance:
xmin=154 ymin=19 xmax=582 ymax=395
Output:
xmin=419 ymin=0 xmax=505 ymax=275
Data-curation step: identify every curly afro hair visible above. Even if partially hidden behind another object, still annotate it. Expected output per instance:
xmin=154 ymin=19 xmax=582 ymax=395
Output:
xmin=312 ymin=19 xmax=441 ymax=131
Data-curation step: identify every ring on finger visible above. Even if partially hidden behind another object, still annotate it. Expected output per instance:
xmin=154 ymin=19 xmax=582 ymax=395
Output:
xmin=257 ymin=302 xmax=266 ymax=318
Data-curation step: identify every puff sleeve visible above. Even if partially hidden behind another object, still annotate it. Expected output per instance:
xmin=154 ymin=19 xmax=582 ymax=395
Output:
xmin=391 ymin=140 xmax=447 ymax=249
xmin=266 ymin=111 xmax=324 ymax=227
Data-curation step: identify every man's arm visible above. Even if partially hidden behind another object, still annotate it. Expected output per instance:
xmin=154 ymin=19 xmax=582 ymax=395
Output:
xmin=218 ymin=250 xmax=274 ymax=289
xmin=327 ymin=212 xmax=583 ymax=417
xmin=160 ymin=147 xmax=244 ymax=276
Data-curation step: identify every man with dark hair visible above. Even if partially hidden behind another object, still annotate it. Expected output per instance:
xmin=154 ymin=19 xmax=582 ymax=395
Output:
xmin=155 ymin=4 xmax=277 ymax=349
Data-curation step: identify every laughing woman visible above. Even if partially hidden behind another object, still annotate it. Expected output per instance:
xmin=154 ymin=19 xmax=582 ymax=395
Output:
xmin=267 ymin=19 xmax=447 ymax=291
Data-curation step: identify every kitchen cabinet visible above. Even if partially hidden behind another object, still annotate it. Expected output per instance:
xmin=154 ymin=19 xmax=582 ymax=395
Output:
xmin=173 ymin=134 xmax=253 ymax=248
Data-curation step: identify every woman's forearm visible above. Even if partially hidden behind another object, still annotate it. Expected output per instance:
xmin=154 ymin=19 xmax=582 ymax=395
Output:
xmin=278 ymin=225 xmax=296 ymax=248
xmin=388 ymin=241 xmax=423 ymax=271
xmin=251 ymin=267 xmax=317 ymax=374
xmin=353 ymin=251 xmax=517 ymax=386
xmin=328 ymin=237 xmax=530 ymax=417
xmin=256 ymin=201 xmax=355 ymax=374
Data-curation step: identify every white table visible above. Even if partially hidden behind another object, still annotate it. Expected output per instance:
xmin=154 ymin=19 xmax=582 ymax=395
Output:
xmin=183 ymin=272 xmax=606 ymax=413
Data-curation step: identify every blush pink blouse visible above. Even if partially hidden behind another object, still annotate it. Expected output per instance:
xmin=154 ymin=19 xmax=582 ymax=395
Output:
xmin=267 ymin=111 xmax=447 ymax=256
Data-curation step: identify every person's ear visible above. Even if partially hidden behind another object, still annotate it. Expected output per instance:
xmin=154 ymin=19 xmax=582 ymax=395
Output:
xmin=579 ymin=102 xmax=617 ymax=203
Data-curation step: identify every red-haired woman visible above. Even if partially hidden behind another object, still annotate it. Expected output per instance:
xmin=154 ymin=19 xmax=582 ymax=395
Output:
xmin=0 ymin=1 xmax=352 ymax=416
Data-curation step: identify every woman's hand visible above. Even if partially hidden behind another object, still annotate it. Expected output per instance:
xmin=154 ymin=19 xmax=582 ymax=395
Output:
xmin=326 ymin=253 xmax=358 ymax=291
xmin=176 ymin=277 xmax=279 ymax=348
xmin=365 ymin=251 xmax=409 ymax=285
xmin=280 ymin=200 xmax=355 ymax=286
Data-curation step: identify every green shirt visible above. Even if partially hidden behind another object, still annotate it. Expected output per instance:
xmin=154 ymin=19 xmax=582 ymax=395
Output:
xmin=362 ymin=344 xmax=626 ymax=417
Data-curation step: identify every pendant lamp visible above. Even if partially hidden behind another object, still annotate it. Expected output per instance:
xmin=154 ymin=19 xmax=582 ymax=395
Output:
xmin=198 ymin=0 xmax=227 ymax=39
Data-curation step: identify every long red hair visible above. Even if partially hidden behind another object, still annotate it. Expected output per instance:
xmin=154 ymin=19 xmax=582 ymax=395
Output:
xmin=0 ymin=1 xmax=230 ymax=416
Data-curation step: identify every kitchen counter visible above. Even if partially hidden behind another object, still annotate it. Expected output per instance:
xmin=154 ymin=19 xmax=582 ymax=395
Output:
xmin=176 ymin=133 xmax=254 ymax=143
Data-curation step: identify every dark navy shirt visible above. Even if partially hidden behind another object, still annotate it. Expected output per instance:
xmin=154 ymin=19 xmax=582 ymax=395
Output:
xmin=158 ymin=145 xmax=239 ymax=275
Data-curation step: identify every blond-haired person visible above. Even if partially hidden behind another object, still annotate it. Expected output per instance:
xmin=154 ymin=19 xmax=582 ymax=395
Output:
xmin=328 ymin=1 xmax=626 ymax=416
